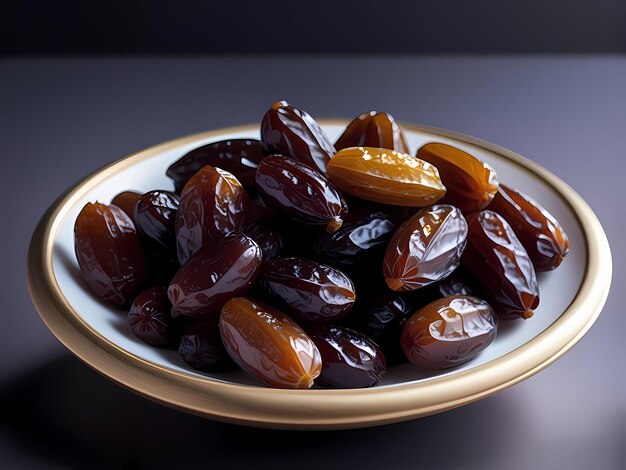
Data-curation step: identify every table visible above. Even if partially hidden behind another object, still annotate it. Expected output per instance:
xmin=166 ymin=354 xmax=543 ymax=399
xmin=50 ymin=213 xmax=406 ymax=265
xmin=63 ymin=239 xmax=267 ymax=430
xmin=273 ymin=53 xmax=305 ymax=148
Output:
xmin=1 ymin=56 xmax=624 ymax=469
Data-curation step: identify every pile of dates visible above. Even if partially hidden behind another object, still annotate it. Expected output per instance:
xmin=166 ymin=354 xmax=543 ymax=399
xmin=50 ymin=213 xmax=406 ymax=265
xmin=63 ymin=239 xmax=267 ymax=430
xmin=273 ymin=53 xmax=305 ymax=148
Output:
xmin=74 ymin=101 xmax=570 ymax=389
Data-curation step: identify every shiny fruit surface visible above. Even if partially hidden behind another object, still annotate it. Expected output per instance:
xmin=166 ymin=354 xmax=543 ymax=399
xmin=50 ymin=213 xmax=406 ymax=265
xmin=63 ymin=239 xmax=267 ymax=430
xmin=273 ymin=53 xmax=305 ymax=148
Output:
xmin=327 ymin=147 xmax=446 ymax=206
xmin=335 ymin=111 xmax=410 ymax=153
xmin=175 ymin=165 xmax=245 ymax=264
xmin=255 ymin=155 xmax=347 ymax=233
xmin=417 ymin=142 xmax=499 ymax=213
xmin=383 ymin=205 xmax=468 ymax=291
xmin=219 ymin=297 xmax=322 ymax=388
xmin=307 ymin=325 xmax=387 ymax=388
xmin=489 ymin=184 xmax=569 ymax=271
xmin=463 ymin=210 xmax=539 ymax=319
xmin=179 ymin=318 xmax=235 ymax=372
xmin=261 ymin=101 xmax=335 ymax=174
xmin=168 ymin=234 xmax=262 ymax=318
xmin=111 ymin=191 xmax=141 ymax=224
xmin=401 ymin=295 xmax=498 ymax=369
xmin=74 ymin=202 xmax=147 ymax=306
xmin=128 ymin=286 xmax=174 ymax=347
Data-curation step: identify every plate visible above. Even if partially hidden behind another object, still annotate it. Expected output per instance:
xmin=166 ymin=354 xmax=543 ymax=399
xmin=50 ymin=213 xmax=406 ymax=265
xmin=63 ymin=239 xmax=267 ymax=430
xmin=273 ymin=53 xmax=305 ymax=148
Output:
xmin=27 ymin=121 xmax=612 ymax=429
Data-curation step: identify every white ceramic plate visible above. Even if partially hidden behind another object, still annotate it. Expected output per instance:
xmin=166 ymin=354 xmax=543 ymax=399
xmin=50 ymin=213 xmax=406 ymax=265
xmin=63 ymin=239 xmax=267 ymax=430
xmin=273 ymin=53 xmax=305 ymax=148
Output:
xmin=28 ymin=121 xmax=612 ymax=429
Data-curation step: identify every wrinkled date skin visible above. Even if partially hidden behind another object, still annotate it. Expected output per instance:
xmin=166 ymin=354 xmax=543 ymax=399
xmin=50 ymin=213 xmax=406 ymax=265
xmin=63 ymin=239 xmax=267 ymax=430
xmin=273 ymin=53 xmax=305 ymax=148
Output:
xmin=74 ymin=202 xmax=147 ymax=306
xmin=168 ymin=234 xmax=262 ymax=318
xmin=166 ymin=139 xmax=265 ymax=193
xmin=219 ymin=297 xmax=322 ymax=388
xmin=383 ymin=204 xmax=468 ymax=291
xmin=489 ymin=184 xmax=570 ymax=271
xmin=260 ymin=100 xmax=336 ymax=174
xmin=463 ymin=210 xmax=539 ymax=319
xmin=262 ymin=257 xmax=356 ymax=322
xmin=315 ymin=205 xmax=399 ymax=266
xmin=417 ymin=142 xmax=499 ymax=214
xmin=111 ymin=191 xmax=141 ymax=224
xmin=175 ymin=165 xmax=245 ymax=264
xmin=335 ymin=111 xmax=410 ymax=153
xmin=306 ymin=325 xmax=387 ymax=388
xmin=128 ymin=286 xmax=176 ymax=347
xmin=245 ymin=220 xmax=283 ymax=261
xmin=255 ymin=155 xmax=348 ymax=233
xmin=135 ymin=190 xmax=180 ymax=262
xmin=327 ymin=147 xmax=446 ymax=207
xmin=401 ymin=295 xmax=498 ymax=369
xmin=179 ymin=318 xmax=235 ymax=372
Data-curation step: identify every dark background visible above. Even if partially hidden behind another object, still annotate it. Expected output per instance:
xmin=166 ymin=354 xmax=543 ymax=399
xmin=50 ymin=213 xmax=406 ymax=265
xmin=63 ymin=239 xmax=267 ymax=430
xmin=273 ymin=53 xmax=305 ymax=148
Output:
xmin=3 ymin=0 xmax=626 ymax=55
xmin=1 ymin=2 xmax=625 ymax=470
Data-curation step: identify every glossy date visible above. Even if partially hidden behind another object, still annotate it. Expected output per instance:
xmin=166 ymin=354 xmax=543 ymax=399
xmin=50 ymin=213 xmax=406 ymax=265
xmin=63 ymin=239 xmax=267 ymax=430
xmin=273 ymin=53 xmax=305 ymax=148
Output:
xmin=261 ymin=101 xmax=335 ymax=174
xmin=401 ymin=295 xmax=498 ymax=369
xmin=168 ymin=234 xmax=262 ymax=318
xmin=166 ymin=139 xmax=264 ymax=193
xmin=74 ymin=202 xmax=147 ymax=306
xmin=416 ymin=142 xmax=499 ymax=213
xmin=219 ymin=297 xmax=322 ymax=388
xmin=262 ymin=257 xmax=356 ymax=322
xmin=488 ymin=184 xmax=569 ymax=271
xmin=179 ymin=318 xmax=235 ymax=372
xmin=175 ymin=165 xmax=246 ymax=264
xmin=327 ymin=147 xmax=446 ymax=206
xmin=463 ymin=210 xmax=539 ymax=319
xmin=306 ymin=325 xmax=387 ymax=388
xmin=128 ymin=286 xmax=176 ymax=347
xmin=255 ymin=155 xmax=348 ymax=233
xmin=335 ymin=111 xmax=410 ymax=153
xmin=383 ymin=204 xmax=468 ymax=291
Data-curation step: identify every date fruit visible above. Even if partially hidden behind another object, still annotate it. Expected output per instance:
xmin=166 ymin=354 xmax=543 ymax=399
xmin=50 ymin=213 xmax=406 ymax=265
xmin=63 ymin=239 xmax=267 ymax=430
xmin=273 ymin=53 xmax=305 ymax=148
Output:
xmin=219 ymin=297 xmax=322 ymax=388
xmin=74 ymin=202 xmax=147 ymax=306
xmin=261 ymin=101 xmax=335 ymax=174
xmin=401 ymin=295 xmax=498 ymax=369
xmin=489 ymin=184 xmax=569 ymax=271
xmin=255 ymin=155 xmax=348 ymax=233
xmin=245 ymin=220 xmax=283 ymax=261
xmin=335 ymin=111 xmax=410 ymax=153
xmin=168 ymin=234 xmax=262 ymax=318
xmin=166 ymin=139 xmax=264 ymax=193
xmin=179 ymin=318 xmax=235 ymax=372
xmin=111 ymin=191 xmax=141 ymax=224
xmin=262 ymin=257 xmax=356 ymax=322
xmin=463 ymin=210 xmax=539 ymax=319
xmin=327 ymin=147 xmax=446 ymax=206
xmin=383 ymin=204 xmax=468 ymax=291
xmin=416 ymin=142 xmax=499 ymax=213
xmin=314 ymin=205 xmax=398 ymax=266
xmin=306 ymin=325 xmax=387 ymax=388
xmin=128 ymin=286 xmax=175 ymax=347
xmin=135 ymin=190 xmax=179 ymax=256
xmin=175 ymin=165 xmax=246 ymax=264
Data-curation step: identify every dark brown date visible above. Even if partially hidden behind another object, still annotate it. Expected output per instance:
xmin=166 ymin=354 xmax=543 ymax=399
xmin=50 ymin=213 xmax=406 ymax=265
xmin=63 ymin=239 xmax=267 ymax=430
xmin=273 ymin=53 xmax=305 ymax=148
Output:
xmin=463 ymin=210 xmax=539 ymax=319
xmin=488 ymin=184 xmax=570 ymax=271
xmin=314 ymin=205 xmax=398 ymax=266
xmin=128 ymin=286 xmax=175 ymax=347
xmin=111 ymin=191 xmax=141 ymax=224
xmin=306 ymin=325 xmax=387 ymax=388
xmin=168 ymin=234 xmax=262 ymax=318
xmin=262 ymin=257 xmax=355 ymax=322
xmin=166 ymin=139 xmax=264 ymax=193
xmin=135 ymin=190 xmax=179 ymax=256
xmin=417 ymin=142 xmax=499 ymax=213
xmin=335 ymin=111 xmax=410 ymax=153
xmin=260 ymin=101 xmax=336 ymax=174
xmin=255 ymin=155 xmax=348 ymax=233
xmin=74 ymin=202 xmax=147 ymax=306
xmin=219 ymin=297 xmax=322 ymax=388
xmin=383 ymin=204 xmax=468 ymax=291
xmin=175 ymin=165 xmax=245 ymax=264
xmin=245 ymin=220 xmax=283 ymax=261
xmin=401 ymin=295 xmax=498 ymax=369
xmin=179 ymin=318 xmax=235 ymax=372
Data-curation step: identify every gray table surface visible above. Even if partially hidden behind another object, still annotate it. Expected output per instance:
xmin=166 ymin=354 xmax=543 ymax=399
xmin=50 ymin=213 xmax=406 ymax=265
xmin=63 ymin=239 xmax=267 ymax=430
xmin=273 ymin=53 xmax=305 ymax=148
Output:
xmin=1 ymin=56 xmax=624 ymax=469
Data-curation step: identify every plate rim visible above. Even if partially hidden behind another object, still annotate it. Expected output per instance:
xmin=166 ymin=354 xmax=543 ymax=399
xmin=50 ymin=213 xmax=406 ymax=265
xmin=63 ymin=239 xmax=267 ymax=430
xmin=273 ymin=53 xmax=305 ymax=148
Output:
xmin=27 ymin=120 xmax=612 ymax=429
